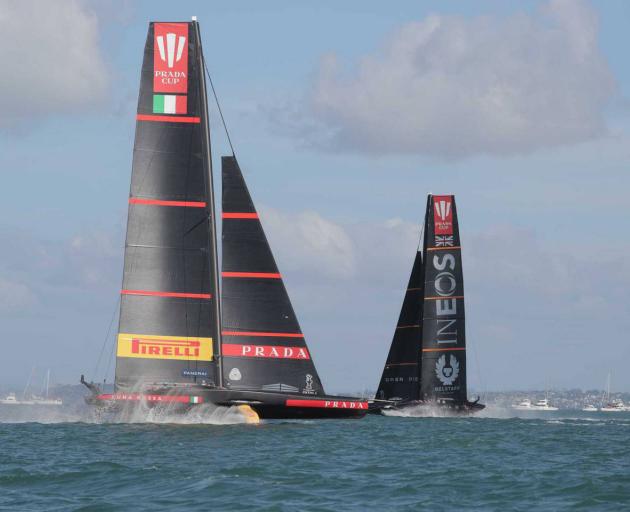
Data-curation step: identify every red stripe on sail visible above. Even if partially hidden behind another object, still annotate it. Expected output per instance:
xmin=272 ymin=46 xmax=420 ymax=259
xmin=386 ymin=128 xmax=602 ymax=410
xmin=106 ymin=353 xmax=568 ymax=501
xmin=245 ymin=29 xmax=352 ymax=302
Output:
xmin=222 ymin=212 xmax=259 ymax=219
xmin=222 ymin=272 xmax=282 ymax=279
xmin=129 ymin=198 xmax=206 ymax=208
xmin=427 ymin=246 xmax=461 ymax=251
xmin=121 ymin=290 xmax=211 ymax=299
xmin=222 ymin=331 xmax=304 ymax=338
xmin=222 ymin=344 xmax=310 ymax=359
xmin=422 ymin=347 xmax=466 ymax=352
xmin=285 ymin=399 xmax=368 ymax=410
xmin=136 ymin=114 xmax=200 ymax=123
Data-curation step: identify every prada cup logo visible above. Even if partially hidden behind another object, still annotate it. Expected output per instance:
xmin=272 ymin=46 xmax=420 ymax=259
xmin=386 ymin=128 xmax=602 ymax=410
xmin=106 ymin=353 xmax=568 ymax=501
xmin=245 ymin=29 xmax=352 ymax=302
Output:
xmin=153 ymin=23 xmax=188 ymax=93
xmin=156 ymin=33 xmax=186 ymax=68
xmin=434 ymin=200 xmax=451 ymax=221
xmin=435 ymin=354 xmax=460 ymax=386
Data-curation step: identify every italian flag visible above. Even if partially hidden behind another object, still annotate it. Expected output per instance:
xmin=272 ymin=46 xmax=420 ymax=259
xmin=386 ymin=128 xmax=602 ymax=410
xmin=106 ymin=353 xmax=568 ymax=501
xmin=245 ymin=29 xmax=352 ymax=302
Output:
xmin=189 ymin=396 xmax=201 ymax=404
xmin=153 ymin=94 xmax=187 ymax=114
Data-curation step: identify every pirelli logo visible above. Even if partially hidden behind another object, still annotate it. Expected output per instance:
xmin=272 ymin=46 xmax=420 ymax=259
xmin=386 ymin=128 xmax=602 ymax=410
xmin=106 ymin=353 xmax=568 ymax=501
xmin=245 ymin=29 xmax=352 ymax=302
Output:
xmin=117 ymin=333 xmax=213 ymax=361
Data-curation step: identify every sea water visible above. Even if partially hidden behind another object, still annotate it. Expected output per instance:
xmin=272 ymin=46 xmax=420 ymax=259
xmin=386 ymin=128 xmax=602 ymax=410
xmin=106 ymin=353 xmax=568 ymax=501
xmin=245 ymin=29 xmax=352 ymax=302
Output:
xmin=1 ymin=406 xmax=629 ymax=511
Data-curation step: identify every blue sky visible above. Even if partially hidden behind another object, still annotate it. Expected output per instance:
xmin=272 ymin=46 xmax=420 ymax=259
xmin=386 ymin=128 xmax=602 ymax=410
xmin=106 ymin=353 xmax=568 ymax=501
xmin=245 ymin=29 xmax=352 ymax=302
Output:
xmin=0 ymin=0 xmax=629 ymax=394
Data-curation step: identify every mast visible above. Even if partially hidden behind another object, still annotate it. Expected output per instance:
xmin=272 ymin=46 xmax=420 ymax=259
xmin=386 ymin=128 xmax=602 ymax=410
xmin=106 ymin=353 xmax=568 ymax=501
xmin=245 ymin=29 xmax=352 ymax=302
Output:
xmin=23 ymin=366 xmax=34 ymax=400
xmin=193 ymin=18 xmax=223 ymax=387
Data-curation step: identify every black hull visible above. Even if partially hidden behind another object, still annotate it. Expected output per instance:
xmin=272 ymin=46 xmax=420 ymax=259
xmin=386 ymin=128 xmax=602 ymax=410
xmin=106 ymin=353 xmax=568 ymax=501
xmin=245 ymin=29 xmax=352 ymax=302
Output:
xmin=87 ymin=386 xmax=368 ymax=420
xmin=369 ymin=399 xmax=485 ymax=416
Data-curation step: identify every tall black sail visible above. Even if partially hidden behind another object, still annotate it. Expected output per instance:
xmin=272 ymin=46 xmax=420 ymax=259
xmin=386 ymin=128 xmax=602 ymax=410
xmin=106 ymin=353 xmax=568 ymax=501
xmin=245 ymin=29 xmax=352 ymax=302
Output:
xmin=115 ymin=21 xmax=220 ymax=391
xmin=221 ymin=156 xmax=325 ymax=396
xmin=419 ymin=195 xmax=467 ymax=402
xmin=376 ymin=250 xmax=423 ymax=401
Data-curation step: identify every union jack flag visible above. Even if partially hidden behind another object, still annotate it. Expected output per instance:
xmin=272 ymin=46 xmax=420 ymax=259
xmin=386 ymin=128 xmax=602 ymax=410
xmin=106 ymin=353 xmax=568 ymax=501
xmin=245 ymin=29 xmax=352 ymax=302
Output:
xmin=435 ymin=235 xmax=454 ymax=247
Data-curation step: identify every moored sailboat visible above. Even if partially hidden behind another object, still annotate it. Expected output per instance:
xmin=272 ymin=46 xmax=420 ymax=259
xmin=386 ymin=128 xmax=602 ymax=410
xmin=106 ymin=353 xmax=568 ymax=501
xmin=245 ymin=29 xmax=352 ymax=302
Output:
xmin=371 ymin=195 xmax=484 ymax=414
xmin=81 ymin=19 xmax=367 ymax=420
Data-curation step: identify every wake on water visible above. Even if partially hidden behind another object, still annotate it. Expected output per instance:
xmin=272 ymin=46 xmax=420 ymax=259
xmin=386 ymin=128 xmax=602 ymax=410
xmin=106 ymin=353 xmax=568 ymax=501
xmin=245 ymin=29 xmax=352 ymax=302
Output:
xmin=382 ymin=404 xmax=630 ymax=424
xmin=0 ymin=402 xmax=259 ymax=426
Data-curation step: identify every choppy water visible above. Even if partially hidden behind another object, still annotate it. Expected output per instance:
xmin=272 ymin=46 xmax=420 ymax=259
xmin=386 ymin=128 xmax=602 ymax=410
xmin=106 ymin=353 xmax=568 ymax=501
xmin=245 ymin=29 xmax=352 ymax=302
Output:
xmin=1 ymin=406 xmax=629 ymax=511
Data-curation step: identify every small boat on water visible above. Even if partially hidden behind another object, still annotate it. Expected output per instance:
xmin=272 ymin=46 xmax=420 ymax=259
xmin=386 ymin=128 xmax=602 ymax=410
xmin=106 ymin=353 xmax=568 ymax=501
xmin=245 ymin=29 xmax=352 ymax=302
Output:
xmin=81 ymin=19 xmax=366 ymax=420
xmin=599 ymin=372 xmax=627 ymax=412
xmin=582 ymin=404 xmax=598 ymax=412
xmin=370 ymin=195 xmax=484 ymax=415
xmin=600 ymin=399 xmax=627 ymax=412
xmin=1 ymin=370 xmax=63 ymax=406
xmin=0 ymin=393 xmax=19 ymax=405
xmin=512 ymin=398 xmax=558 ymax=411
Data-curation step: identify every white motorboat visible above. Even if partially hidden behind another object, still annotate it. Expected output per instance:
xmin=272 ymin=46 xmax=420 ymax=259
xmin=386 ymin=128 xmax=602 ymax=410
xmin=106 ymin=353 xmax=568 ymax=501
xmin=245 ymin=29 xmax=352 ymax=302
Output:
xmin=600 ymin=399 xmax=627 ymax=412
xmin=0 ymin=393 xmax=20 ymax=405
xmin=582 ymin=404 xmax=598 ymax=412
xmin=512 ymin=397 xmax=558 ymax=411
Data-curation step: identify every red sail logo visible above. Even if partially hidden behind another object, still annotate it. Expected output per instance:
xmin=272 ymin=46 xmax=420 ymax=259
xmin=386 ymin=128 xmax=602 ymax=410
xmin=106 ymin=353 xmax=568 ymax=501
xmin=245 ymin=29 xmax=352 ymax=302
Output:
xmin=433 ymin=195 xmax=453 ymax=235
xmin=154 ymin=23 xmax=188 ymax=93
xmin=223 ymin=344 xmax=310 ymax=360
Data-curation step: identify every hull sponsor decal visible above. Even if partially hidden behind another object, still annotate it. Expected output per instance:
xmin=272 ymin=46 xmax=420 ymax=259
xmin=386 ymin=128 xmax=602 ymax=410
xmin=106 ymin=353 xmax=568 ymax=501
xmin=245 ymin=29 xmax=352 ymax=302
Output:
xmin=285 ymin=399 xmax=367 ymax=409
xmin=222 ymin=331 xmax=304 ymax=338
xmin=433 ymin=195 xmax=453 ymax=235
xmin=129 ymin=198 xmax=206 ymax=208
xmin=117 ymin=333 xmax=213 ymax=361
xmin=120 ymin=289 xmax=211 ymax=299
xmin=222 ymin=212 xmax=259 ymax=219
xmin=222 ymin=344 xmax=310 ymax=359
xmin=222 ymin=272 xmax=282 ymax=279
xmin=153 ymin=23 xmax=189 ymax=93
xmin=136 ymin=114 xmax=200 ymax=123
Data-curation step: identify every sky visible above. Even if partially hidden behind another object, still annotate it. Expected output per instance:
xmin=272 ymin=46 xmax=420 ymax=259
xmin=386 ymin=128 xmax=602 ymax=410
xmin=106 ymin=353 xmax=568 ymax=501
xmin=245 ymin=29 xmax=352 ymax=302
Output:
xmin=0 ymin=0 xmax=629 ymax=394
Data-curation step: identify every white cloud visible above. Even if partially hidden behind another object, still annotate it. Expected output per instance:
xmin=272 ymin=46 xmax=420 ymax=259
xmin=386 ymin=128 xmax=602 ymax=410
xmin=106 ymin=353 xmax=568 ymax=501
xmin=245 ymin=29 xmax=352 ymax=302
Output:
xmin=255 ymin=206 xmax=630 ymax=390
xmin=0 ymin=0 xmax=107 ymax=128
xmin=293 ymin=0 xmax=616 ymax=157
xmin=0 ymin=275 xmax=35 ymax=313
xmin=259 ymin=207 xmax=357 ymax=279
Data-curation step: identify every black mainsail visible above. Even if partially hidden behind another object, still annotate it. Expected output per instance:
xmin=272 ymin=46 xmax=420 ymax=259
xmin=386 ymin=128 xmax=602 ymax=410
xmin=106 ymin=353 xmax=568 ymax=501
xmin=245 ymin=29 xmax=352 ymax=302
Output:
xmin=83 ymin=19 xmax=367 ymax=419
xmin=221 ymin=156 xmax=325 ymax=396
xmin=419 ymin=195 xmax=468 ymax=404
xmin=372 ymin=194 xmax=483 ymax=413
xmin=375 ymin=250 xmax=423 ymax=402
xmin=115 ymin=21 xmax=220 ymax=391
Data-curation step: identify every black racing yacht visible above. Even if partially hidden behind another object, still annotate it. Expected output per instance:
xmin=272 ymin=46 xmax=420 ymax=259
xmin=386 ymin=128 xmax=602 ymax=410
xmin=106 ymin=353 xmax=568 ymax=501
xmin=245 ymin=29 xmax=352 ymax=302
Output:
xmin=81 ymin=19 xmax=367 ymax=420
xmin=370 ymin=195 xmax=484 ymax=414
